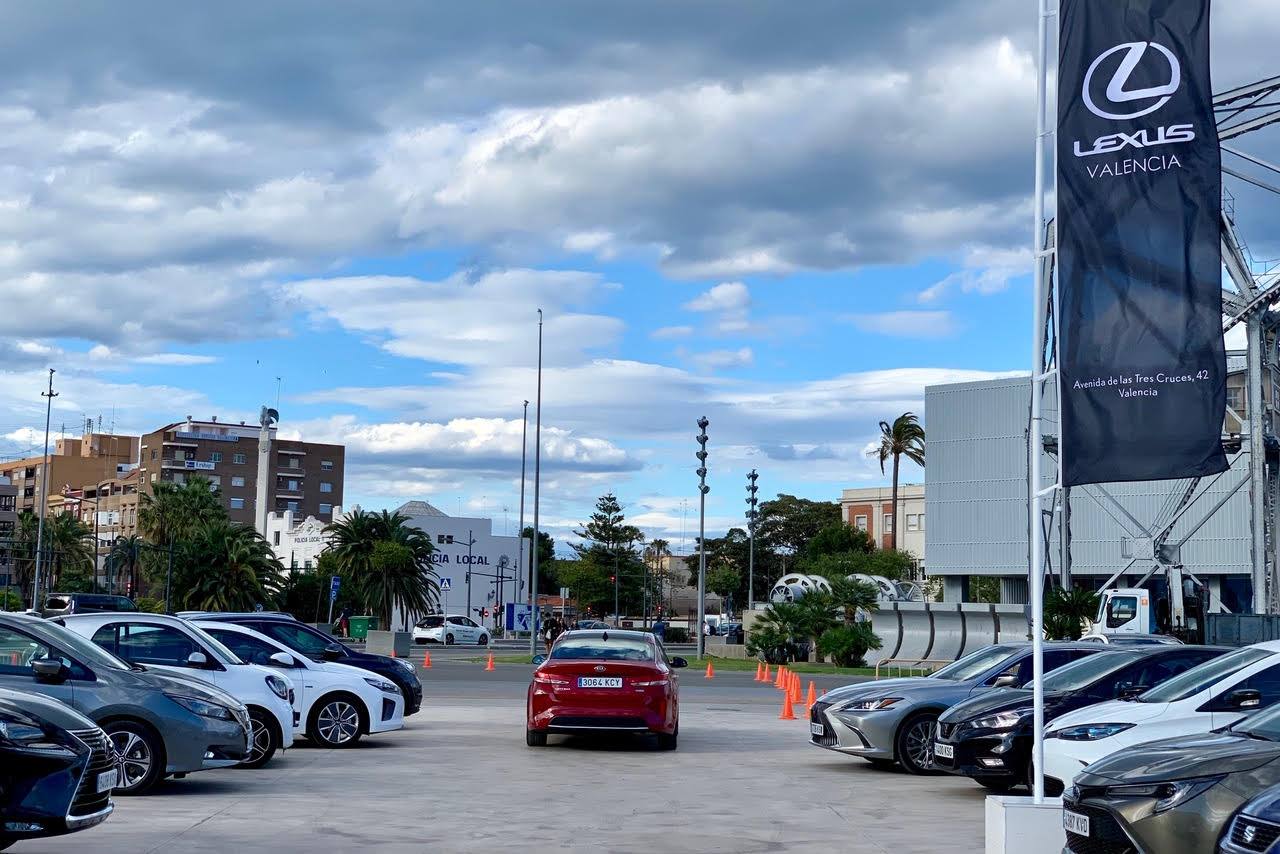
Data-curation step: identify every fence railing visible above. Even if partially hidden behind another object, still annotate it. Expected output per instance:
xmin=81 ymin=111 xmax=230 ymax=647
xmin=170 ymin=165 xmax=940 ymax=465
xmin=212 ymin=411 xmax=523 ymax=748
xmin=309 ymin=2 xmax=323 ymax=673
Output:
xmin=873 ymin=657 xmax=951 ymax=679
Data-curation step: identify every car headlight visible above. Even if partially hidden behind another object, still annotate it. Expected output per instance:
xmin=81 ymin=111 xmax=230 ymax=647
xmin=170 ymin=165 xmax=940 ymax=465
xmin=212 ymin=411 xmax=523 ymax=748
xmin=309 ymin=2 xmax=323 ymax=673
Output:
xmin=167 ymin=694 xmax=235 ymax=721
xmin=364 ymin=677 xmax=399 ymax=694
xmin=1106 ymin=776 xmax=1224 ymax=813
xmin=1052 ymin=722 xmax=1135 ymax=741
xmin=840 ymin=697 xmax=902 ymax=711
xmin=970 ymin=709 xmax=1032 ymax=731
xmin=0 ymin=718 xmax=74 ymax=756
xmin=265 ymin=674 xmax=290 ymax=700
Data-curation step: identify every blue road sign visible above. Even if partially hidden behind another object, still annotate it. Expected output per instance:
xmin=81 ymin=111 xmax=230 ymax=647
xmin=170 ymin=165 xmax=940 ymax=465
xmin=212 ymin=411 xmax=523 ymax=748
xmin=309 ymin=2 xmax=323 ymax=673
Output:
xmin=440 ymin=577 xmax=453 ymax=592
xmin=505 ymin=602 xmax=532 ymax=632
xmin=329 ymin=575 xmax=341 ymax=602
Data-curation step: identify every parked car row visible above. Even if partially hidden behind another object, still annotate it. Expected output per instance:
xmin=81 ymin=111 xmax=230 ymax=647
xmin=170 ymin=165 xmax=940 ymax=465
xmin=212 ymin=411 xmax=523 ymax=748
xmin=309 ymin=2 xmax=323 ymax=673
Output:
xmin=809 ymin=636 xmax=1280 ymax=853
xmin=0 ymin=608 xmax=423 ymax=850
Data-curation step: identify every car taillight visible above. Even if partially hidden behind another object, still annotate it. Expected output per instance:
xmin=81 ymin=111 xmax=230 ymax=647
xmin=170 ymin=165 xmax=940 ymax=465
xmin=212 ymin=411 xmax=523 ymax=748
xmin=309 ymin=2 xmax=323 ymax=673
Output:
xmin=632 ymin=679 xmax=667 ymax=687
xmin=533 ymin=672 xmax=570 ymax=686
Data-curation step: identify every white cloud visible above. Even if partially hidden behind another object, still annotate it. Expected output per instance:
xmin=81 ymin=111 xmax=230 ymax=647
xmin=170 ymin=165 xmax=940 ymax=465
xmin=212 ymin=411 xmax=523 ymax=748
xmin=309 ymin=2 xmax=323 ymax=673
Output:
xmin=690 ymin=347 xmax=754 ymax=371
xmin=847 ymin=310 xmax=957 ymax=338
xmin=918 ymin=246 xmax=1032 ymax=303
xmin=685 ymin=282 xmax=750 ymax=313
xmin=651 ymin=325 xmax=694 ymax=340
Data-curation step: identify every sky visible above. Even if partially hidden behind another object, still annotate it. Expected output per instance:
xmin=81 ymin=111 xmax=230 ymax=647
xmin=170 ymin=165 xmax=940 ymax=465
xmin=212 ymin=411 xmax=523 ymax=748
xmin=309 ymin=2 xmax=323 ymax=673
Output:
xmin=0 ymin=1 xmax=1277 ymax=554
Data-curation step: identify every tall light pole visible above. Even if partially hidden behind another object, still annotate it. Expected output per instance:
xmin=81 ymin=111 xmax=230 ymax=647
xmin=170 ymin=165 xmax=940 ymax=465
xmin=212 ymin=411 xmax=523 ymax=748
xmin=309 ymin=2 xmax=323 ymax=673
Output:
xmin=517 ymin=400 xmax=528 ymax=632
xmin=464 ymin=529 xmax=476 ymax=619
xmin=746 ymin=470 xmax=759 ymax=612
xmin=695 ymin=416 xmax=710 ymax=658
xmin=32 ymin=369 xmax=57 ymax=610
xmin=529 ymin=311 xmax=544 ymax=656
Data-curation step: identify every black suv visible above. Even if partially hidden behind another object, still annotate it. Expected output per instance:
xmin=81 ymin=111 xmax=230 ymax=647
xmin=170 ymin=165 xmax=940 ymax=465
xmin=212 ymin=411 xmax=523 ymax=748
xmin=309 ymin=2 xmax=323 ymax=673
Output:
xmin=187 ymin=613 xmax=422 ymax=715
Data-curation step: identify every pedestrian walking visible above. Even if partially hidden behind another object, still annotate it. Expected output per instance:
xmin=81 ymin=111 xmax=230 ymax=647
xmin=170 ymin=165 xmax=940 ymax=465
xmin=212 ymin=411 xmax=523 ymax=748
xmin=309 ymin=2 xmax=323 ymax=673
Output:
xmin=651 ymin=617 xmax=666 ymax=643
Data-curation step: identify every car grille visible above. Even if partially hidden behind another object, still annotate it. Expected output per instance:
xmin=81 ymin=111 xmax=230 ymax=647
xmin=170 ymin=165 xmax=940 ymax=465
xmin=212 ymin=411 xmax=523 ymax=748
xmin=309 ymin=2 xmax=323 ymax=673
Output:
xmin=1228 ymin=814 xmax=1280 ymax=852
xmin=808 ymin=701 xmax=836 ymax=746
xmin=809 ymin=700 xmax=831 ymax=723
xmin=1063 ymin=803 xmax=1136 ymax=854
xmin=68 ymin=728 xmax=115 ymax=818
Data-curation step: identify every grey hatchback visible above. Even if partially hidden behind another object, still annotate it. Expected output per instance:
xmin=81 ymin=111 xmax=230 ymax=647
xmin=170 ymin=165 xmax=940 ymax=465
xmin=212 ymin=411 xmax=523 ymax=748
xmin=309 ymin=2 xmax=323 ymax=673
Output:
xmin=0 ymin=613 xmax=250 ymax=794
xmin=811 ymin=642 xmax=1104 ymax=774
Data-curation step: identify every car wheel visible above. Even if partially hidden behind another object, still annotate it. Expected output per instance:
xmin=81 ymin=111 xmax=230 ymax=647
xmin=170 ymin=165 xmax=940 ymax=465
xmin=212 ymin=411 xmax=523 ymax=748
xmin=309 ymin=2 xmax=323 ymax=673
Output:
xmin=446 ymin=633 xmax=455 ymax=645
xmin=894 ymin=713 xmax=942 ymax=776
xmin=478 ymin=634 xmax=489 ymax=646
xmin=656 ymin=723 xmax=678 ymax=751
xmin=239 ymin=708 xmax=279 ymax=769
xmin=105 ymin=720 xmax=165 ymax=794
xmin=309 ymin=695 xmax=365 ymax=748
xmin=526 ymin=729 xmax=547 ymax=747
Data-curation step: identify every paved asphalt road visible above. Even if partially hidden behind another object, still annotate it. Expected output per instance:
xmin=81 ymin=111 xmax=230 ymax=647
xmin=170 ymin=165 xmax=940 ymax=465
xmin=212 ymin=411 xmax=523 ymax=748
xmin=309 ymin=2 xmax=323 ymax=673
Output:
xmin=23 ymin=661 xmax=987 ymax=853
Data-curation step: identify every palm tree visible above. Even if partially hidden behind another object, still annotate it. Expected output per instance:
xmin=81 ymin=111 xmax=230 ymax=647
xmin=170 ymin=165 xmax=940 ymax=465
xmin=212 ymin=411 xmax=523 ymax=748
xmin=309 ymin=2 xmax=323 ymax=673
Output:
xmin=10 ymin=511 xmax=39 ymax=605
xmin=138 ymin=477 xmax=225 ymax=546
xmin=826 ymin=574 xmax=881 ymax=627
xmin=45 ymin=513 xmax=94 ymax=591
xmin=868 ymin=412 xmax=926 ymax=550
xmin=324 ymin=509 xmax=437 ymax=630
xmin=179 ymin=520 xmax=284 ymax=612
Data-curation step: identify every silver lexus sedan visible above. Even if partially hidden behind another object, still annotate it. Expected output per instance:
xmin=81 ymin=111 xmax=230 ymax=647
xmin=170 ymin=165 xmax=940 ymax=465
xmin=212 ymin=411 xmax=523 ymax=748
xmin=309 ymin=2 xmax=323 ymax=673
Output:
xmin=809 ymin=642 xmax=1103 ymax=774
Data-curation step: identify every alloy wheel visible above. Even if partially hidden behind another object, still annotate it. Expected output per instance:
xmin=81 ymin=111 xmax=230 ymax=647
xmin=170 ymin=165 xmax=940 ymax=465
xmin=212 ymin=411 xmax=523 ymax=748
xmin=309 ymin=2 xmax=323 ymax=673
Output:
xmin=248 ymin=716 xmax=273 ymax=764
xmin=316 ymin=701 xmax=360 ymax=746
xmin=110 ymin=730 xmax=153 ymax=792
xmin=902 ymin=718 xmax=935 ymax=771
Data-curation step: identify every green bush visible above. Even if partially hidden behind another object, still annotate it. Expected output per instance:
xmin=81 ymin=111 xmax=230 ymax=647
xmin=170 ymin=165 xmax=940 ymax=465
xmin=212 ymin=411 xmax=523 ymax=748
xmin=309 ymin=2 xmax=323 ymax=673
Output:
xmin=664 ymin=627 xmax=689 ymax=644
xmin=135 ymin=596 xmax=166 ymax=614
xmin=817 ymin=622 xmax=883 ymax=667
xmin=0 ymin=590 xmax=22 ymax=611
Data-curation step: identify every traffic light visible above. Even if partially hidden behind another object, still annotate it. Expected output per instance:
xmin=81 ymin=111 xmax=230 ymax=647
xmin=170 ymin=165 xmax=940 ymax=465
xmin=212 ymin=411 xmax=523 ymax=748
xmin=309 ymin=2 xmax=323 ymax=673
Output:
xmin=609 ymin=575 xmax=616 ymax=583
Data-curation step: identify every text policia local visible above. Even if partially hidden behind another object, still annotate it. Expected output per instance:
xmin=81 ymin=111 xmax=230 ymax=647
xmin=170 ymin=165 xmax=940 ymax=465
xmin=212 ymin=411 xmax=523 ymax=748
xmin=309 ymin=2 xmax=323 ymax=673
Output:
xmin=1074 ymin=369 xmax=1213 ymax=398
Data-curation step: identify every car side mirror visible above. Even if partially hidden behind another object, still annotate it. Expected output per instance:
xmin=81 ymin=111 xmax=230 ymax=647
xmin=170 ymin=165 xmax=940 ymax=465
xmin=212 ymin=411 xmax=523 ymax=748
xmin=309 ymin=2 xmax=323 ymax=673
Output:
xmin=991 ymin=674 xmax=1019 ymax=688
xmin=1229 ymin=688 xmax=1262 ymax=709
xmin=670 ymin=657 xmax=688 ymax=669
xmin=186 ymin=651 xmax=209 ymax=668
xmin=322 ymin=643 xmax=344 ymax=662
xmin=32 ymin=657 xmax=68 ymax=683
xmin=269 ymin=652 xmax=297 ymax=668
xmin=531 ymin=654 xmax=546 ymax=666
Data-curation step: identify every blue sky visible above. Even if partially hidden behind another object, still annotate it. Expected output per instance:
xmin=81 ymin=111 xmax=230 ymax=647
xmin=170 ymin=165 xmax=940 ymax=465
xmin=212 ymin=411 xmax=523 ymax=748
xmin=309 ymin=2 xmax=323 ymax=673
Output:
xmin=0 ymin=0 xmax=1274 ymax=551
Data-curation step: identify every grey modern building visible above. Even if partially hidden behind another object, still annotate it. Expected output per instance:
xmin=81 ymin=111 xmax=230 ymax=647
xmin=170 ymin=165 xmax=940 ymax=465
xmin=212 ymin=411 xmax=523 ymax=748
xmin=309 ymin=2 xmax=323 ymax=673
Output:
xmin=925 ymin=375 xmax=1253 ymax=613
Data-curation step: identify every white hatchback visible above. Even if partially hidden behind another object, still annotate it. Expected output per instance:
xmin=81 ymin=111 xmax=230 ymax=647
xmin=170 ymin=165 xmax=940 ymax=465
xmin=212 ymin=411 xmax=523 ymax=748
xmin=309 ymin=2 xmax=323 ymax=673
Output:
xmin=60 ymin=613 xmax=297 ymax=768
xmin=195 ymin=621 xmax=405 ymax=748
xmin=1044 ymin=640 xmax=1280 ymax=788
xmin=413 ymin=614 xmax=490 ymax=646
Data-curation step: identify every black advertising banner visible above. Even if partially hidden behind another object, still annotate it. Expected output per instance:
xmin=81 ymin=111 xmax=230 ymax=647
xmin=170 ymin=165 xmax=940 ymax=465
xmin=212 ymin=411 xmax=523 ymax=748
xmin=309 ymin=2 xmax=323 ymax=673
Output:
xmin=1057 ymin=0 xmax=1226 ymax=486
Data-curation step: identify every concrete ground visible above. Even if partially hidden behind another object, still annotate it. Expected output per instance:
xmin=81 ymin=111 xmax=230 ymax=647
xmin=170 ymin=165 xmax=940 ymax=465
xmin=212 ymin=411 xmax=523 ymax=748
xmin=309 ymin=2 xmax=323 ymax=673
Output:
xmin=25 ymin=661 xmax=988 ymax=854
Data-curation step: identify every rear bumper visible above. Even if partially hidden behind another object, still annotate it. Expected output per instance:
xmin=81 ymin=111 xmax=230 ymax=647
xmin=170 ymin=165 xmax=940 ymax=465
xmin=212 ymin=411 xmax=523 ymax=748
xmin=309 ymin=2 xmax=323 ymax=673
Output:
xmin=528 ymin=686 xmax=675 ymax=735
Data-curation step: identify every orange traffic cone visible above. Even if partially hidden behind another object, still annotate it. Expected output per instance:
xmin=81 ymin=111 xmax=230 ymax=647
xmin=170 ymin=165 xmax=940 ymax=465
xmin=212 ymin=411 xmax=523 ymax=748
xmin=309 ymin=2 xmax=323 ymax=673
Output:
xmin=762 ymin=663 xmax=771 ymax=684
xmin=778 ymin=689 xmax=796 ymax=720
xmin=753 ymin=662 xmax=763 ymax=681
xmin=389 ymin=648 xmax=397 ymax=658
xmin=422 ymin=650 xmax=432 ymax=669
xmin=789 ymin=671 xmax=801 ymax=704
xmin=774 ymin=665 xmax=786 ymax=689
xmin=485 ymin=651 xmax=495 ymax=671
xmin=704 ymin=660 xmax=715 ymax=679
xmin=805 ymin=681 xmax=817 ymax=711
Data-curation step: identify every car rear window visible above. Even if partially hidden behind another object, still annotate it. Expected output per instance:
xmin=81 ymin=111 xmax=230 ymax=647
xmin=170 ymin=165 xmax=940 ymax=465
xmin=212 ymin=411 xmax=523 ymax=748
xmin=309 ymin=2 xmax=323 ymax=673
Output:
xmin=417 ymin=616 xmax=444 ymax=628
xmin=551 ymin=637 xmax=654 ymax=662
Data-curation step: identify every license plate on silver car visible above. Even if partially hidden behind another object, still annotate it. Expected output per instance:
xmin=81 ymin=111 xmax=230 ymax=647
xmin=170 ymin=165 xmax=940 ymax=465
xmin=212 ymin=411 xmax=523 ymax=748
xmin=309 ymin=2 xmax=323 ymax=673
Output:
xmin=577 ymin=677 xmax=622 ymax=688
xmin=933 ymin=742 xmax=954 ymax=760
xmin=810 ymin=722 xmax=825 ymax=736
xmin=96 ymin=768 xmax=118 ymax=793
xmin=1063 ymin=810 xmax=1090 ymax=836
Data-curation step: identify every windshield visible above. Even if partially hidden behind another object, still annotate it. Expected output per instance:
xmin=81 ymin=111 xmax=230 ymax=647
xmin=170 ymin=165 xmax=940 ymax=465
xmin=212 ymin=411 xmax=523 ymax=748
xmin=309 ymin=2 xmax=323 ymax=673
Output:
xmin=931 ymin=645 xmax=1016 ymax=681
xmin=550 ymin=637 xmax=654 ymax=662
xmin=1039 ymin=650 xmax=1144 ymax=692
xmin=1139 ymin=647 xmax=1271 ymax=703
xmin=417 ymin=616 xmax=444 ymax=628
xmin=181 ymin=621 xmax=246 ymax=665
xmin=1233 ymin=703 xmax=1280 ymax=741
xmin=30 ymin=619 xmax=131 ymax=671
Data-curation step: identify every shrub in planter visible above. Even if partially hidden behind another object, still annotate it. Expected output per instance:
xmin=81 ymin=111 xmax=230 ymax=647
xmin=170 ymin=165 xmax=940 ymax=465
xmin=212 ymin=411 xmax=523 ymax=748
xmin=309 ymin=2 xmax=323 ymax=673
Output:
xmin=135 ymin=596 xmax=166 ymax=614
xmin=817 ymin=622 xmax=882 ymax=667
xmin=664 ymin=626 xmax=690 ymax=644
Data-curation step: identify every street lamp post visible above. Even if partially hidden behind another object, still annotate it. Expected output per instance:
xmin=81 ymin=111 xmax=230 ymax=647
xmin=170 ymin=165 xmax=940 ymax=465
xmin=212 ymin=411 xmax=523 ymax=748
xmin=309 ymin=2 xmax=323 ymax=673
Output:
xmin=518 ymin=400 xmax=528 ymax=631
xmin=31 ymin=369 xmax=57 ymax=610
xmin=746 ymin=470 xmax=759 ymax=612
xmin=695 ymin=417 xmax=710 ymax=659
xmin=529 ymin=311 xmax=544 ymax=656
xmin=464 ymin=529 xmax=476 ymax=619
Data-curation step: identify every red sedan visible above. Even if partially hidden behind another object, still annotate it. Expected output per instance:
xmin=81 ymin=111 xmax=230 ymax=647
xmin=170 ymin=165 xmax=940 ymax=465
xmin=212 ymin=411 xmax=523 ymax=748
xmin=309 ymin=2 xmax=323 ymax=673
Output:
xmin=526 ymin=630 xmax=687 ymax=749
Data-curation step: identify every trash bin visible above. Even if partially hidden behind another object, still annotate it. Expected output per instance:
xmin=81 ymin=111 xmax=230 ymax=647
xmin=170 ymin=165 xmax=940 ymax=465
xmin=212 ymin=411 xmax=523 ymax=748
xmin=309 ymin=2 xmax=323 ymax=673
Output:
xmin=349 ymin=615 xmax=377 ymax=640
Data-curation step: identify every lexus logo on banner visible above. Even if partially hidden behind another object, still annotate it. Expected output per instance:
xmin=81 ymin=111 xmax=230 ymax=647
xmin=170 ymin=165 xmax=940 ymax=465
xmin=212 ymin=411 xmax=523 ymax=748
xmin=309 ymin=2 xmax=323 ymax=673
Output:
xmin=1057 ymin=0 xmax=1226 ymax=486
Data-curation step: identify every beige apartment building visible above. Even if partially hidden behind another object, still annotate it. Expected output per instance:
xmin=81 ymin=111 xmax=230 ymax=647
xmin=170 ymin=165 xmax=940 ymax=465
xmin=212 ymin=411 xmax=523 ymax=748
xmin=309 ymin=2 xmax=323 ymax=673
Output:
xmin=137 ymin=416 xmax=345 ymax=529
xmin=0 ymin=428 xmax=139 ymax=516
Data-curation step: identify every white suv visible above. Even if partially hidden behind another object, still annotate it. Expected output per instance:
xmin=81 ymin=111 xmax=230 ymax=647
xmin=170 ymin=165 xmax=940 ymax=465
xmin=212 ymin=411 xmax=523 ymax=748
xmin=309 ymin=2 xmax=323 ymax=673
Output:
xmin=413 ymin=614 xmax=489 ymax=645
xmin=60 ymin=613 xmax=297 ymax=768
xmin=195 ymin=621 xmax=404 ymax=748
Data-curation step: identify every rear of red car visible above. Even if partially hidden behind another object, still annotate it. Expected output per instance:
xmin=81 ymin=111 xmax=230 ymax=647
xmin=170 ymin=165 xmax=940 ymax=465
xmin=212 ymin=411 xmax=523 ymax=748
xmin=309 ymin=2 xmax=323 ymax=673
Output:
xmin=526 ymin=631 xmax=680 ymax=748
